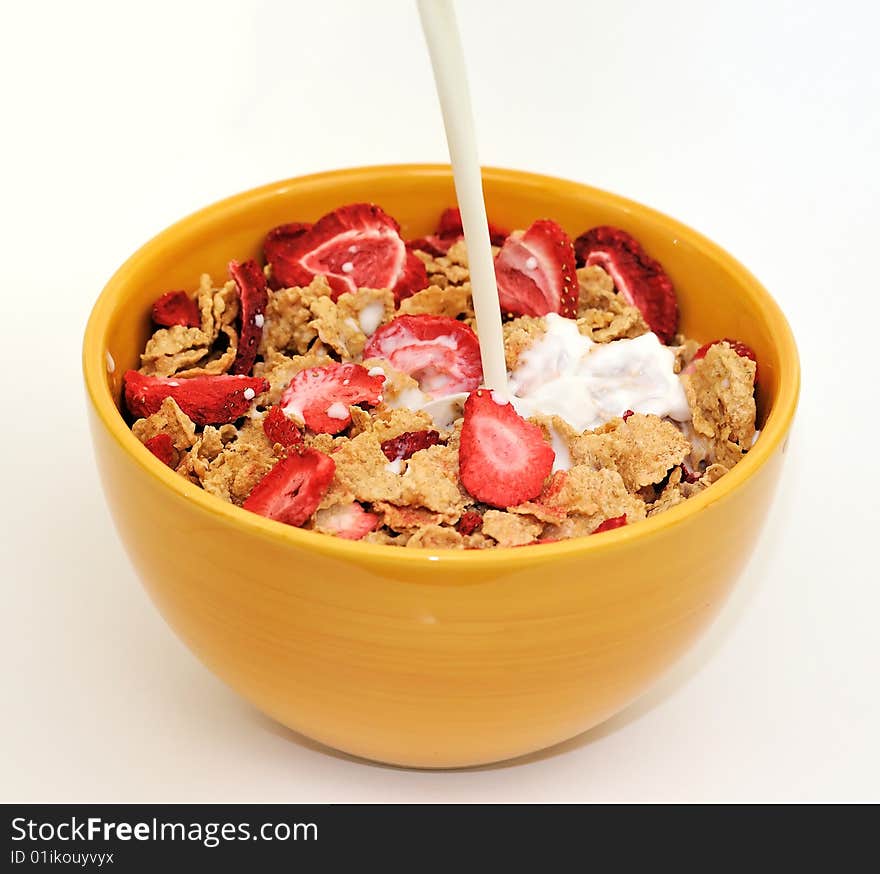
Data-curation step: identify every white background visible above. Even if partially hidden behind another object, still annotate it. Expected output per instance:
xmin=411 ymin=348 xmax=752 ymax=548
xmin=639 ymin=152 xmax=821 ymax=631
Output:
xmin=2 ymin=0 xmax=878 ymax=802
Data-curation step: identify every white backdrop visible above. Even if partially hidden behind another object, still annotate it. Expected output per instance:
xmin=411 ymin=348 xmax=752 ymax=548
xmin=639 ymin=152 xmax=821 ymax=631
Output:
xmin=2 ymin=0 xmax=878 ymax=802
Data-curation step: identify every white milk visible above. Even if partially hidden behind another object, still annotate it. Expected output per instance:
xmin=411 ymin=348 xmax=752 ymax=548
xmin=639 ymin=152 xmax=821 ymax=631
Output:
xmin=417 ymin=0 xmax=508 ymax=394
xmin=509 ymin=314 xmax=691 ymax=432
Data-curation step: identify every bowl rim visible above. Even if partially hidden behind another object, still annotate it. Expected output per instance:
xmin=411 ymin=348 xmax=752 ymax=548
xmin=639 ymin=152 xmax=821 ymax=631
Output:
xmin=83 ymin=164 xmax=800 ymax=569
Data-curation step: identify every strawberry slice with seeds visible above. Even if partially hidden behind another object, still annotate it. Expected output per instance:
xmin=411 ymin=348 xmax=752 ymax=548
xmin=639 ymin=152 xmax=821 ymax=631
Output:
xmin=407 ymin=207 xmax=509 ymax=256
xmin=152 ymin=290 xmax=200 ymax=328
xmin=228 ymin=259 xmax=269 ymax=376
xmin=264 ymin=222 xmax=313 ymax=290
xmin=143 ymin=433 xmax=175 ymax=467
xmin=380 ymin=429 xmax=441 ymax=462
xmin=280 ymin=362 xmax=384 ymax=434
xmin=124 ymin=371 xmax=267 ymax=425
xmin=690 ymin=338 xmax=758 ymax=383
xmin=494 ymin=219 xmax=578 ymax=318
xmin=314 ymin=502 xmax=380 ymax=540
xmin=459 ymin=390 xmax=555 ymax=508
xmin=243 ymin=449 xmax=335 ymax=527
xmin=574 ymin=226 xmax=678 ymax=343
xmin=592 ymin=514 xmax=627 ymax=534
xmin=263 ymin=203 xmax=415 ymax=302
xmin=262 ymin=406 xmax=304 ymax=450
xmin=363 ymin=314 xmax=483 ymax=398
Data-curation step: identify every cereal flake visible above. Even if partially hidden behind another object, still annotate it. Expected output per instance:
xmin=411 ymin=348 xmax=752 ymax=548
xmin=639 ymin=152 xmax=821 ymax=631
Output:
xmin=481 ymin=510 xmax=542 ymax=547
xmin=570 ymin=413 xmax=690 ymax=492
xmin=683 ymin=343 xmax=756 ymax=467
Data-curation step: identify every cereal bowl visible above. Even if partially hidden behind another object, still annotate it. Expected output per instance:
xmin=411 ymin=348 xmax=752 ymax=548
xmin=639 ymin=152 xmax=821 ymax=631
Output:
xmin=83 ymin=165 xmax=799 ymax=768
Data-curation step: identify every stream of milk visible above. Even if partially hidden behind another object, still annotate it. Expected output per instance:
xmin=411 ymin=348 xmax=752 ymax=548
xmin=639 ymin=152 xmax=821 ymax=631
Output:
xmin=417 ymin=0 xmax=509 ymax=395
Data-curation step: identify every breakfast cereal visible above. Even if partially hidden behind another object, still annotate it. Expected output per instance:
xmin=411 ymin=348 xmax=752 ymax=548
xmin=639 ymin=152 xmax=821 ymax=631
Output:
xmin=124 ymin=202 xmax=759 ymax=548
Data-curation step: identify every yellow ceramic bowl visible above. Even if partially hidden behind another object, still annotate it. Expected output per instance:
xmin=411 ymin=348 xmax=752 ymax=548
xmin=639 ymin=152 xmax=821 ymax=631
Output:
xmin=83 ymin=165 xmax=799 ymax=768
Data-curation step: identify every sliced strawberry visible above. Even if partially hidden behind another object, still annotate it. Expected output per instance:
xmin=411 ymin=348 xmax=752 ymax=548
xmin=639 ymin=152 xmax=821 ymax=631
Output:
xmin=439 ymin=206 xmax=508 ymax=246
xmin=436 ymin=207 xmax=465 ymax=238
xmin=124 ymin=371 xmax=267 ymax=425
xmin=262 ymin=203 xmax=413 ymax=302
xmin=363 ymin=314 xmax=483 ymax=398
xmin=228 ymin=259 xmax=268 ymax=376
xmin=242 ymin=449 xmax=335 ymax=527
xmin=494 ymin=219 xmax=578 ymax=318
xmin=280 ymin=362 xmax=384 ymax=434
xmin=314 ymin=502 xmax=380 ymax=540
xmin=691 ymin=338 xmax=759 ymax=383
xmin=151 ymin=290 xmax=200 ymax=328
xmin=489 ymin=222 xmax=510 ymax=247
xmin=574 ymin=226 xmax=678 ymax=343
xmin=456 ymin=510 xmax=483 ymax=535
xmin=592 ymin=514 xmax=627 ymax=534
xmin=407 ymin=207 xmax=509 ymax=255
xmin=262 ymin=406 xmax=304 ymax=450
xmin=143 ymin=433 xmax=175 ymax=467
xmin=380 ymin=429 xmax=441 ymax=462
xmin=264 ymin=222 xmax=313 ymax=290
xmin=406 ymin=234 xmax=454 ymax=257
xmin=394 ymin=251 xmax=429 ymax=302
xmin=459 ymin=390 xmax=555 ymax=508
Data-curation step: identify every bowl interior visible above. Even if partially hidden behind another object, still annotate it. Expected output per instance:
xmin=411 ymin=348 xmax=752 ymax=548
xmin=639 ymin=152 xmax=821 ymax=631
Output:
xmin=93 ymin=166 xmax=792 ymax=433
xmin=85 ymin=165 xmax=798 ymax=570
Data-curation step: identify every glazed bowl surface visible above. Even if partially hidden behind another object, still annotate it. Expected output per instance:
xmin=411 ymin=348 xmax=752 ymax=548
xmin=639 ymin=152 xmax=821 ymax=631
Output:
xmin=83 ymin=165 xmax=799 ymax=768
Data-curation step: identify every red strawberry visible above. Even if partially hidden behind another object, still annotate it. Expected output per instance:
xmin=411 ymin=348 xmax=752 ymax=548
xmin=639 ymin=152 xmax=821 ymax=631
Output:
xmin=315 ymin=502 xmax=380 ymax=540
xmin=124 ymin=371 xmax=267 ymax=425
xmin=459 ymin=390 xmax=555 ymax=508
xmin=436 ymin=207 xmax=465 ymax=238
xmin=574 ymin=226 xmax=678 ymax=343
xmin=407 ymin=207 xmax=509 ymax=256
xmin=262 ymin=203 xmax=416 ymax=302
xmin=228 ymin=259 xmax=268 ymax=376
xmin=279 ymin=362 xmax=384 ymax=434
xmin=406 ymin=236 xmax=445 ymax=257
xmin=442 ymin=207 xmax=508 ymax=247
xmin=681 ymin=464 xmax=701 ymax=484
xmin=380 ymin=429 xmax=441 ymax=462
xmin=363 ymin=314 xmax=483 ymax=398
xmin=264 ymin=222 xmax=313 ymax=290
xmin=592 ymin=515 xmax=627 ymax=534
xmin=494 ymin=219 xmax=578 ymax=318
xmin=691 ymin=338 xmax=758 ymax=383
xmin=262 ymin=406 xmax=304 ymax=450
xmin=243 ymin=449 xmax=335 ymax=527
xmin=151 ymin=290 xmax=200 ymax=328
xmin=393 ymin=251 xmax=429 ymax=302
xmin=456 ymin=510 xmax=483 ymax=535
xmin=143 ymin=433 xmax=175 ymax=467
